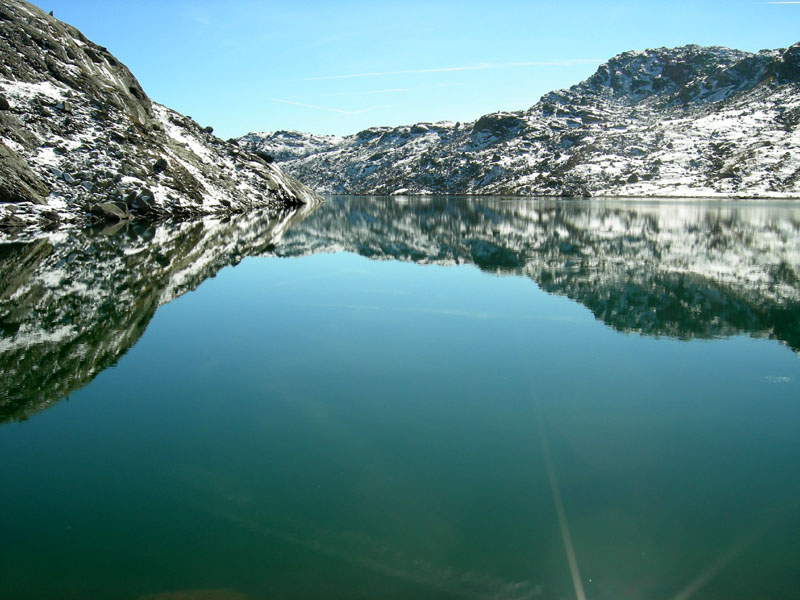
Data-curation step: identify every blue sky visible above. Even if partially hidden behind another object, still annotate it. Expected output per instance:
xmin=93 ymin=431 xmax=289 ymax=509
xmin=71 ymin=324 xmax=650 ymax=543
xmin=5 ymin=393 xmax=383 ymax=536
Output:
xmin=32 ymin=1 xmax=800 ymax=139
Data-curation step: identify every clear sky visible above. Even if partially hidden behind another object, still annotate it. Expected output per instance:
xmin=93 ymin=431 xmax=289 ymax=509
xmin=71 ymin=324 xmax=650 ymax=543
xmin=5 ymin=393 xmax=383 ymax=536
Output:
xmin=30 ymin=1 xmax=800 ymax=139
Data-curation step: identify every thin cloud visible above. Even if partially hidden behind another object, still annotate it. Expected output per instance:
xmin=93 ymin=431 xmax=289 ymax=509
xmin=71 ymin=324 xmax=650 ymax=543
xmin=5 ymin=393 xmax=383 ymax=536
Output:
xmin=298 ymin=59 xmax=601 ymax=81
xmin=279 ymin=88 xmax=409 ymax=102
xmin=269 ymin=98 xmax=398 ymax=115
xmin=365 ymin=88 xmax=409 ymax=95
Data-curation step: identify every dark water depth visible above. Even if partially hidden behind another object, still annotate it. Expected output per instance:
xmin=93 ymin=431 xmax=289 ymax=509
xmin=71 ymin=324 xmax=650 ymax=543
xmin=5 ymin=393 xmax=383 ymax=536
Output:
xmin=1 ymin=197 xmax=799 ymax=600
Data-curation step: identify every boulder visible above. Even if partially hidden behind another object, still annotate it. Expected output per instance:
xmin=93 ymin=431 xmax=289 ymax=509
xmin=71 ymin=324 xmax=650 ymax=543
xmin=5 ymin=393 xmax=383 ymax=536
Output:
xmin=153 ymin=157 xmax=168 ymax=173
xmin=0 ymin=142 xmax=49 ymax=204
xmin=91 ymin=201 xmax=129 ymax=221
xmin=129 ymin=189 xmax=156 ymax=214
xmin=254 ymin=151 xmax=274 ymax=164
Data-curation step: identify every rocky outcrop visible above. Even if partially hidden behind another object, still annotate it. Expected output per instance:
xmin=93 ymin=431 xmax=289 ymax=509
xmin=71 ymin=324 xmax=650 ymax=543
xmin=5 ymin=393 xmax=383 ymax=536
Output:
xmin=0 ymin=139 xmax=49 ymax=204
xmin=0 ymin=0 xmax=319 ymax=235
xmin=241 ymin=43 xmax=800 ymax=198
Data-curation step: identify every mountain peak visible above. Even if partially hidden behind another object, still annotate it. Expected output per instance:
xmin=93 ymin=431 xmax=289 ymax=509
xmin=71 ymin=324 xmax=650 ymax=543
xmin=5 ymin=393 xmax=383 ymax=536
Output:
xmin=580 ymin=44 xmax=755 ymax=103
xmin=773 ymin=41 xmax=800 ymax=83
xmin=239 ymin=41 xmax=800 ymax=199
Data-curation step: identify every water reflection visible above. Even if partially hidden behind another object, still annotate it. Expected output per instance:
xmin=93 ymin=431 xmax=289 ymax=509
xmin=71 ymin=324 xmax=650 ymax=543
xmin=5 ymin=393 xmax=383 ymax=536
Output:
xmin=1 ymin=197 xmax=799 ymax=600
xmin=0 ymin=204 xmax=314 ymax=422
xmin=277 ymin=196 xmax=800 ymax=350
xmin=1 ymin=196 xmax=799 ymax=423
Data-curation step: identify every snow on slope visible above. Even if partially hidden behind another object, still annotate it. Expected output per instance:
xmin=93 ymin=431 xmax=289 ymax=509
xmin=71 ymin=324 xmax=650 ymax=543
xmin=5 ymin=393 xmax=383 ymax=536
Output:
xmin=0 ymin=0 xmax=319 ymax=236
xmin=238 ymin=130 xmax=344 ymax=162
xmin=241 ymin=43 xmax=800 ymax=198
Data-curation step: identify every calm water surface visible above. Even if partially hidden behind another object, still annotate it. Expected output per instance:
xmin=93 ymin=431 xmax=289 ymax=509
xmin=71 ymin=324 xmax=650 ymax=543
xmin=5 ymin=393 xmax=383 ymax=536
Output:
xmin=1 ymin=197 xmax=799 ymax=600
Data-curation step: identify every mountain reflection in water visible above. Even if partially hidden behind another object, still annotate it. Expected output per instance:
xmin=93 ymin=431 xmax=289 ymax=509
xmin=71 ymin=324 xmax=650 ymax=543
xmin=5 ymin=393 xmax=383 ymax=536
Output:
xmin=0 ymin=205 xmax=312 ymax=422
xmin=1 ymin=196 xmax=799 ymax=422
xmin=276 ymin=196 xmax=800 ymax=348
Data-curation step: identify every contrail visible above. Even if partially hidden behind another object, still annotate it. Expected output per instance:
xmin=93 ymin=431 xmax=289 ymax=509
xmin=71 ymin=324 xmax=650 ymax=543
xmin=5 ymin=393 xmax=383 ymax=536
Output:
xmin=535 ymin=407 xmax=587 ymax=600
xmin=298 ymin=59 xmax=602 ymax=81
xmin=268 ymin=98 xmax=397 ymax=115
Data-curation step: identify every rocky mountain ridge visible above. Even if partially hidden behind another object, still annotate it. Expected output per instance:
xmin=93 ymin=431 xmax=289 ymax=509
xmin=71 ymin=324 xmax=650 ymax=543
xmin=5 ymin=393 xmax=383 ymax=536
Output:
xmin=241 ymin=43 xmax=800 ymax=198
xmin=0 ymin=0 xmax=318 ymax=236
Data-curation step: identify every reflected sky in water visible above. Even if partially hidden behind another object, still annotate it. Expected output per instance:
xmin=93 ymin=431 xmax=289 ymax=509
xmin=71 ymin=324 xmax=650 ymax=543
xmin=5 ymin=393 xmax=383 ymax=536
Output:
xmin=1 ymin=197 xmax=799 ymax=600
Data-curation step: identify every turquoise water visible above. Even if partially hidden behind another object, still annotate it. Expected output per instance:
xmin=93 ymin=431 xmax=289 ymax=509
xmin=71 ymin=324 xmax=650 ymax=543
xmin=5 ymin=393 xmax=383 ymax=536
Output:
xmin=1 ymin=197 xmax=799 ymax=600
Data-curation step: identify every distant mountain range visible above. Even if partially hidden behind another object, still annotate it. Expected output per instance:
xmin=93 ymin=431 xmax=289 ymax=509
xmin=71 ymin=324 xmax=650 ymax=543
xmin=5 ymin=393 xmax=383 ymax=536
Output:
xmin=240 ymin=43 xmax=800 ymax=198
xmin=0 ymin=0 xmax=317 ymax=235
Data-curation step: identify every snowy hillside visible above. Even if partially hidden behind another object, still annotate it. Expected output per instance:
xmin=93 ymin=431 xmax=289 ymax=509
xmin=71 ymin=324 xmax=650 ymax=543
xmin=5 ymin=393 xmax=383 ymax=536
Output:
xmin=0 ymin=0 xmax=319 ymax=236
xmin=238 ymin=130 xmax=344 ymax=162
xmin=241 ymin=43 xmax=800 ymax=198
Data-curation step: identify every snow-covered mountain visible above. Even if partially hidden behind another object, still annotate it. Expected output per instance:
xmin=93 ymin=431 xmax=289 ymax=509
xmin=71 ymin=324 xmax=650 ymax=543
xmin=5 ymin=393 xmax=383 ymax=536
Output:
xmin=238 ymin=130 xmax=344 ymax=162
xmin=0 ymin=0 xmax=319 ymax=236
xmin=241 ymin=43 xmax=800 ymax=198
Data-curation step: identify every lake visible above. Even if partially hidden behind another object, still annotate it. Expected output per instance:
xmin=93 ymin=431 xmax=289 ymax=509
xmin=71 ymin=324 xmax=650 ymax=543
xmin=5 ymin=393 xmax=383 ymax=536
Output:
xmin=1 ymin=196 xmax=799 ymax=600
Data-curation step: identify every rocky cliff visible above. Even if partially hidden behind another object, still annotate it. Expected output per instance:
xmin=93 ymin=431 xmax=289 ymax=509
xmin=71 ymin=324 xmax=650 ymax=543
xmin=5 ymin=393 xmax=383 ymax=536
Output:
xmin=0 ymin=0 xmax=318 ymax=235
xmin=241 ymin=43 xmax=800 ymax=198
